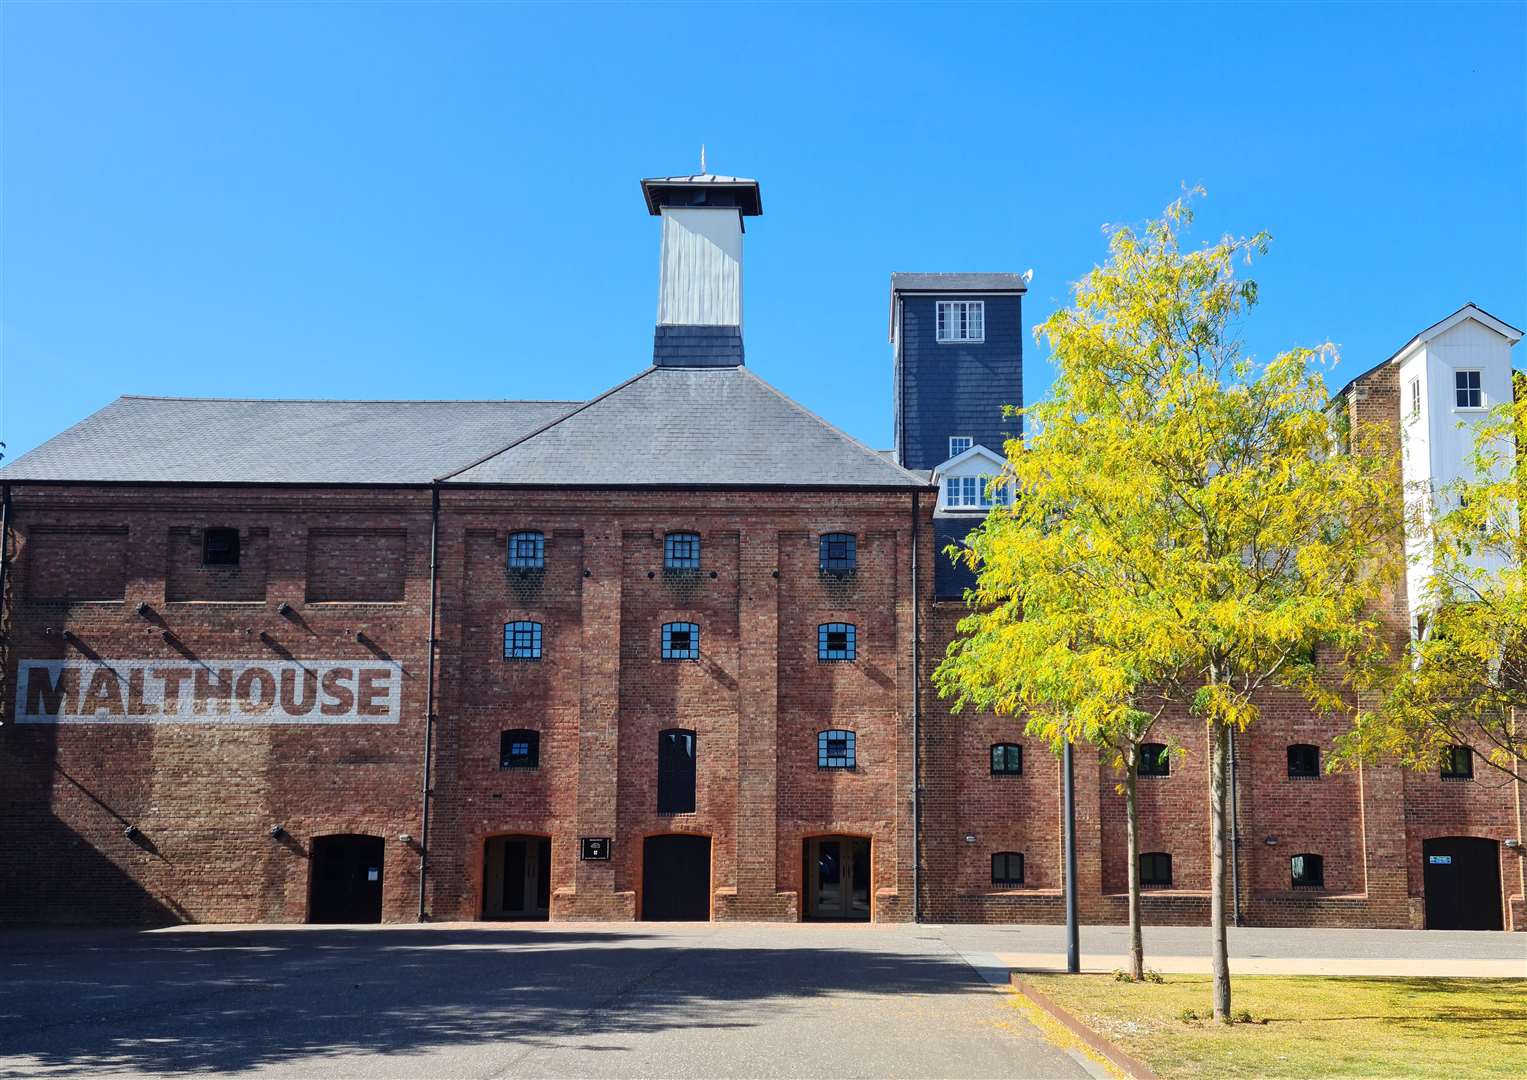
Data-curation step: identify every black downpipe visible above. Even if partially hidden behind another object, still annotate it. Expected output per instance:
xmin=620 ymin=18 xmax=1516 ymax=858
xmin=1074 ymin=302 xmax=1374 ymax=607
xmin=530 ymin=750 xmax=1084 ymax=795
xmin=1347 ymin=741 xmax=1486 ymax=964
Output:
xmin=910 ymin=490 xmax=921 ymax=922
xmin=0 ymin=485 xmax=11 ymax=700
xmin=417 ymin=484 xmax=440 ymax=921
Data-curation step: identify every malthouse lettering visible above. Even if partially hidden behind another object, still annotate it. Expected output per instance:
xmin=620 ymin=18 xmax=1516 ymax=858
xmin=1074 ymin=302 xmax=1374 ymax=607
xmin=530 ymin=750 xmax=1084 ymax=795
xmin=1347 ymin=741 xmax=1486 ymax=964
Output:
xmin=15 ymin=660 xmax=403 ymax=725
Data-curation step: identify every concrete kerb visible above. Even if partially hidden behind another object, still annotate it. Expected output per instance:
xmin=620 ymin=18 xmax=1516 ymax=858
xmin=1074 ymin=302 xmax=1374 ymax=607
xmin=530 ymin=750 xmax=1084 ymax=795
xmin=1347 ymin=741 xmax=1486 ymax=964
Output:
xmin=1009 ymin=974 xmax=1160 ymax=1080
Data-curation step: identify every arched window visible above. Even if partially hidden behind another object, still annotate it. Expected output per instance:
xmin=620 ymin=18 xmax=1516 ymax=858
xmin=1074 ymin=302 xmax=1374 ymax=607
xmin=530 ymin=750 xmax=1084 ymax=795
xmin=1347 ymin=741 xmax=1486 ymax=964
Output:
xmin=991 ymin=852 xmax=1024 ymax=886
xmin=1287 ymin=744 xmax=1320 ymax=778
xmin=1291 ymin=853 xmax=1324 ymax=888
xmin=657 ymin=728 xmax=697 ymax=814
xmin=507 ymin=531 xmax=545 ymax=569
xmin=819 ymin=533 xmax=857 ymax=573
xmin=500 ymin=729 xmax=540 ymax=769
xmin=503 ymin=621 xmax=543 ymax=660
xmin=1440 ymin=745 xmax=1473 ymax=779
xmin=1139 ymin=852 xmax=1172 ymax=887
xmin=818 ymin=623 xmax=857 ymax=661
xmin=990 ymin=743 xmax=1022 ymax=775
xmin=817 ymin=729 xmax=857 ymax=769
xmin=662 ymin=622 xmax=700 ymax=661
xmin=1138 ymin=742 xmax=1170 ymax=777
xmin=664 ymin=532 xmax=701 ymax=570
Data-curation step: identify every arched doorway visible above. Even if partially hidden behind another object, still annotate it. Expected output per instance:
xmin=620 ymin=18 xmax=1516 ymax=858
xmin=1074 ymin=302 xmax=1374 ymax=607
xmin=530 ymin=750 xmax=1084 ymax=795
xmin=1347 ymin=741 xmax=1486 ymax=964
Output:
xmin=803 ymin=836 xmax=871 ymax=921
xmin=642 ymin=835 xmax=711 ymax=920
xmin=483 ymin=836 xmax=551 ymax=920
xmin=1423 ymin=837 xmax=1503 ymax=930
xmin=309 ymin=834 xmax=384 ymax=923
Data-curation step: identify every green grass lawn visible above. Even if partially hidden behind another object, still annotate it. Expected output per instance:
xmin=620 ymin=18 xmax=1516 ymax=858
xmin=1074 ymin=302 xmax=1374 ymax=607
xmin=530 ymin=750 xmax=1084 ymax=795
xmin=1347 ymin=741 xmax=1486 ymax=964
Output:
xmin=1020 ymin=973 xmax=1527 ymax=1079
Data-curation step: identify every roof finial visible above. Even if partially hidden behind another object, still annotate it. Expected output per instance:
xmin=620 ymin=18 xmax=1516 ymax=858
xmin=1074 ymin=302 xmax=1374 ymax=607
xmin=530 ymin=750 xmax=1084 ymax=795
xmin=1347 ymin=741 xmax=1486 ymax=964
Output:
xmin=700 ymin=143 xmax=706 ymax=175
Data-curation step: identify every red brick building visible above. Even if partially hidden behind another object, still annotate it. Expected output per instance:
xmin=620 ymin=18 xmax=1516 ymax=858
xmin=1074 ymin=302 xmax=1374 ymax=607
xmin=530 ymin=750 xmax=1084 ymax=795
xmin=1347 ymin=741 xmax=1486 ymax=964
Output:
xmin=1 ymin=173 xmax=1522 ymax=930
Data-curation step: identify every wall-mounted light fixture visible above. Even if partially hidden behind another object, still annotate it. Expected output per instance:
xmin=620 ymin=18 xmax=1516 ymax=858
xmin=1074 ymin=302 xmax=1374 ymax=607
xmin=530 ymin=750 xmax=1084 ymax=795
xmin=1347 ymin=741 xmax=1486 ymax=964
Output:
xmin=1264 ymin=835 xmax=1279 ymax=846
xmin=1505 ymin=838 xmax=1521 ymax=850
xmin=276 ymin=602 xmax=293 ymax=617
xmin=123 ymin=825 xmax=142 ymax=840
xmin=964 ymin=834 xmax=977 ymax=844
xmin=398 ymin=833 xmax=414 ymax=845
xmin=269 ymin=824 xmax=287 ymax=840
xmin=135 ymin=602 xmax=152 ymax=618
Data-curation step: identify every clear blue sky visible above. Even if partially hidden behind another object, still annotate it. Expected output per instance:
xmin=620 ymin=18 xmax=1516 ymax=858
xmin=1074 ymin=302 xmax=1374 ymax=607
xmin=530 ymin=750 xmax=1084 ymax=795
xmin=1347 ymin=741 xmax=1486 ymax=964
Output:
xmin=3 ymin=1 xmax=1523 ymax=462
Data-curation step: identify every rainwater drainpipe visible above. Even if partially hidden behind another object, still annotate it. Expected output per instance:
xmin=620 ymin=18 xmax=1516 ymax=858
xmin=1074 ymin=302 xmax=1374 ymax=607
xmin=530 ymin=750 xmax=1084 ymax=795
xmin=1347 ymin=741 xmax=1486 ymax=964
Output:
xmin=1229 ymin=727 xmax=1242 ymax=926
xmin=0 ymin=485 xmax=12 ymax=678
xmin=911 ymin=490 xmax=921 ymax=922
xmin=417 ymin=483 xmax=440 ymax=921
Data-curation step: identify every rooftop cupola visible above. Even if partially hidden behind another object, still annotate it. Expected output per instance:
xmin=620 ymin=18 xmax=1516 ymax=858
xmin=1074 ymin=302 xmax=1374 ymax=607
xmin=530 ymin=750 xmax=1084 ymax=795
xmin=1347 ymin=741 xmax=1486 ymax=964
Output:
xmin=640 ymin=162 xmax=762 ymax=367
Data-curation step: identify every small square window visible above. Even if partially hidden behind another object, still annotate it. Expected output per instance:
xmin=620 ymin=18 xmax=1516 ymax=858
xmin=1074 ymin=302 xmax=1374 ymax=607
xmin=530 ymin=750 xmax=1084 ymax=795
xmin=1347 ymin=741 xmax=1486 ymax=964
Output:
xmin=936 ymin=300 xmax=985 ymax=343
xmin=1139 ymin=852 xmax=1172 ymax=887
xmin=818 ymin=729 xmax=856 ymax=769
xmin=1454 ymin=370 xmax=1482 ymax=408
xmin=662 ymin=622 xmax=699 ymax=661
xmin=991 ymin=851 xmax=1024 ymax=886
xmin=990 ymin=743 xmax=1022 ymax=775
xmin=664 ymin=532 xmax=701 ymax=570
xmin=1440 ymin=745 xmax=1473 ymax=779
xmin=818 ymin=623 xmax=856 ymax=661
xmin=949 ymin=436 xmax=973 ymax=458
xmin=1138 ymin=742 xmax=1170 ymax=777
xmin=820 ymin=533 xmax=857 ymax=573
xmin=1291 ymin=853 xmax=1324 ymax=888
xmin=500 ymin=729 xmax=540 ymax=768
xmin=1287 ymin=744 xmax=1320 ymax=779
xmin=504 ymin=621 xmax=543 ymax=660
xmin=508 ymin=531 xmax=545 ymax=569
xmin=202 ymin=527 xmax=240 ymax=566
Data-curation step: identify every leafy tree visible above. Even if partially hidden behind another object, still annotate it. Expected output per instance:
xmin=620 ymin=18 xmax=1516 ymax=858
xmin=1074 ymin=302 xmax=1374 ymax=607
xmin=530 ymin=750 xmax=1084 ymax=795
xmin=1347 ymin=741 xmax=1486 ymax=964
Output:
xmin=935 ymin=192 xmax=1399 ymax=1020
xmin=1340 ymin=371 xmax=1525 ymax=782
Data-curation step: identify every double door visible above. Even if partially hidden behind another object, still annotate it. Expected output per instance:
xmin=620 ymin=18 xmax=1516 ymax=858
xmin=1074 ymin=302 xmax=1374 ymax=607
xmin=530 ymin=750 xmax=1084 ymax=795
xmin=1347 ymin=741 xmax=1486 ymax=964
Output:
xmin=805 ymin=837 xmax=870 ymax=921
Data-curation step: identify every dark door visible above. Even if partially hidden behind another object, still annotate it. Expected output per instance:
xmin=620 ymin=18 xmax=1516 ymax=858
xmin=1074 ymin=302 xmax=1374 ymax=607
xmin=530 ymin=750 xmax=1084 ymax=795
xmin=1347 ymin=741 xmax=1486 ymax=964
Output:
xmin=309 ymin=834 xmax=384 ymax=924
xmin=484 ymin=837 xmax=551 ymax=920
xmin=1423 ymin=837 xmax=1502 ymax=930
xmin=642 ymin=835 xmax=710 ymax=920
xmin=804 ymin=837 xmax=871 ymax=920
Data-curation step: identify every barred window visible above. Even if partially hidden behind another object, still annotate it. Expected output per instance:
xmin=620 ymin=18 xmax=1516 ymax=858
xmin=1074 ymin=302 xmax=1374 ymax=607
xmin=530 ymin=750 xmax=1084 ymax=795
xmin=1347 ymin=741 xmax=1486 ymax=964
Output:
xmin=820 ymin=533 xmax=857 ymax=573
xmin=991 ymin=852 xmax=1024 ymax=886
xmin=1440 ymin=745 xmax=1473 ymax=779
xmin=818 ymin=729 xmax=856 ymax=769
xmin=818 ymin=623 xmax=857 ymax=661
xmin=664 ymin=532 xmax=701 ymax=570
xmin=507 ymin=531 xmax=545 ymax=569
xmin=1287 ymin=744 xmax=1320 ymax=779
xmin=1139 ymin=852 xmax=1172 ymax=887
xmin=1454 ymin=369 xmax=1482 ymax=408
xmin=499 ymin=729 xmax=540 ymax=769
xmin=1138 ymin=742 xmax=1170 ymax=777
xmin=990 ymin=743 xmax=1022 ymax=775
xmin=662 ymin=622 xmax=700 ymax=661
xmin=1291 ymin=853 xmax=1324 ymax=888
xmin=503 ymin=621 xmax=543 ymax=660
xmin=936 ymin=300 xmax=985 ymax=343
xmin=203 ymin=527 xmax=240 ymax=566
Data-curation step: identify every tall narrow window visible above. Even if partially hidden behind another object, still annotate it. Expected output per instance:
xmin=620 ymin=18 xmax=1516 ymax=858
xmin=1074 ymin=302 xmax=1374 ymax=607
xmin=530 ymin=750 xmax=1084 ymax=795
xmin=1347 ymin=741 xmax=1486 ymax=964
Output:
xmin=820 ymin=533 xmax=857 ymax=573
xmin=657 ymin=728 xmax=697 ymax=813
xmin=1455 ymin=369 xmax=1482 ymax=408
xmin=1139 ymin=852 xmax=1173 ymax=887
xmin=507 ymin=531 xmax=545 ymax=569
xmin=948 ymin=436 xmax=973 ymax=458
xmin=1138 ymin=742 xmax=1170 ymax=777
xmin=936 ymin=300 xmax=985 ymax=343
xmin=662 ymin=622 xmax=700 ymax=661
xmin=818 ymin=623 xmax=857 ymax=661
xmin=664 ymin=532 xmax=701 ymax=570
xmin=1440 ymin=745 xmax=1473 ymax=779
xmin=991 ymin=852 xmax=1024 ymax=886
xmin=1290 ymin=853 xmax=1324 ymax=888
xmin=499 ymin=729 xmax=540 ymax=769
xmin=817 ymin=729 xmax=856 ymax=769
xmin=203 ymin=527 xmax=240 ymax=567
xmin=503 ymin=621 xmax=543 ymax=660
xmin=990 ymin=743 xmax=1023 ymax=775
xmin=1408 ymin=378 xmax=1421 ymax=419
xmin=1287 ymin=744 xmax=1320 ymax=779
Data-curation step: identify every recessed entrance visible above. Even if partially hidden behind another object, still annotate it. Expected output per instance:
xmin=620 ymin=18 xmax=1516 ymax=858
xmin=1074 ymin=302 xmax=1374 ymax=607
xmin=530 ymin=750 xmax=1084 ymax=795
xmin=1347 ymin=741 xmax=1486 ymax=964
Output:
xmin=483 ymin=836 xmax=551 ymax=920
xmin=309 ymin=834 xmax=384 ymax=924
xmin=642 ymin=834 xmax=711 ymax=920
xmin=804 ymin=836 xmax=871 ymax=921
xmin=1423 ymin=837 xmax=1502 ymax=930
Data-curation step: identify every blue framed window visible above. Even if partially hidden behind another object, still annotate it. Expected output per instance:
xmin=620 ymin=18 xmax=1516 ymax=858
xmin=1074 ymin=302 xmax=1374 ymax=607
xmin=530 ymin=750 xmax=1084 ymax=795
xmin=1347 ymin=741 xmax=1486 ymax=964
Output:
xmin=817 ymin=729 xmax=856 ymax=769
xmin=664 ymin=532 xmax=701 ymax=570
xmin=500 ymin=729 xmax=540 ymax=768
xmin=662 ymin=622 xmax=699 ymax=661
xmin=819 ymin=533 xmax=857 ymax=573
xmin=818 ymin=623 xmax=856 ymax=661
xmin=507 ymin=531 xmax=545 ymax=569
xmin=503 ymin=621 xmax=542 ymax=660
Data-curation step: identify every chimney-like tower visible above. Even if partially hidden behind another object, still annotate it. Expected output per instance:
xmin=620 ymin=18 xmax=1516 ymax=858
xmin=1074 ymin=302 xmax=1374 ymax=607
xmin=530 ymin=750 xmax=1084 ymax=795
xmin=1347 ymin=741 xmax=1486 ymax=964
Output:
xmin=640 ymin=171 xmax=763 ymax=366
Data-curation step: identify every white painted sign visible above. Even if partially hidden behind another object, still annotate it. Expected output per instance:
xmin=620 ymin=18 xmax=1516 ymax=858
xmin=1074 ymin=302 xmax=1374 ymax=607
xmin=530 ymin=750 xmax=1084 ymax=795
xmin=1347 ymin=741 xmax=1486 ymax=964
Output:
xmin=14 ymin=659 xmax=403 ymax=725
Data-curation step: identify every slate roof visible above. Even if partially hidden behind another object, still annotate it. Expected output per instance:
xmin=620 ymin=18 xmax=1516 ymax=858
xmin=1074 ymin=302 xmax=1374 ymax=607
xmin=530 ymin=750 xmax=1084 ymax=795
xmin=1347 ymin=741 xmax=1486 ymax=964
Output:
xmin=890 ymin=273 xmax=1027 ymax=293
xmin=0 ymin=397 xmax=579 ymax=485
xmin=444 ymin=365 xmax=926 ymax=488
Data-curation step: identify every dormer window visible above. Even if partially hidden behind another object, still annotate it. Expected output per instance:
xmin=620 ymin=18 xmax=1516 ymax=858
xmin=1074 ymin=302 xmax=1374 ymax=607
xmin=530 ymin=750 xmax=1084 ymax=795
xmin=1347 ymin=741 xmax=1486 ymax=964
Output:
xmin=949 ymin=436 xmax=973 ymax=458
xmin=936 ymin=300 xmax=984 ymax=343
xmin=1454 ymin=370 xmax=1482 ymax=408
xmin=945 ymin=475 xmax=1011 ymax=509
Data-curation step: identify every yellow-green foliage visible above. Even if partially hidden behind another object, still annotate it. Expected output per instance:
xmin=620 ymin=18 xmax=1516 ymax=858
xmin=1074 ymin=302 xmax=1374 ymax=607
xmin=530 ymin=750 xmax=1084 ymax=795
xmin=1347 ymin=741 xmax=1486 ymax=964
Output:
xmin=1340 ymin=370 xmax=1526 ymax=781
xmin=934 ymin=191 xmax=1401 ymax=753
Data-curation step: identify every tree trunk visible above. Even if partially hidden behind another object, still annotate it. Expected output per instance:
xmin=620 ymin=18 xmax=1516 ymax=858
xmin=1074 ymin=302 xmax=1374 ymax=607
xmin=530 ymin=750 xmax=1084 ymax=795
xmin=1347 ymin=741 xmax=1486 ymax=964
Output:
xmin=1209 ymin=718 xmax=1232 ymax=1021
xmin=1125 ymin=747 xmax=1144 ymax=980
